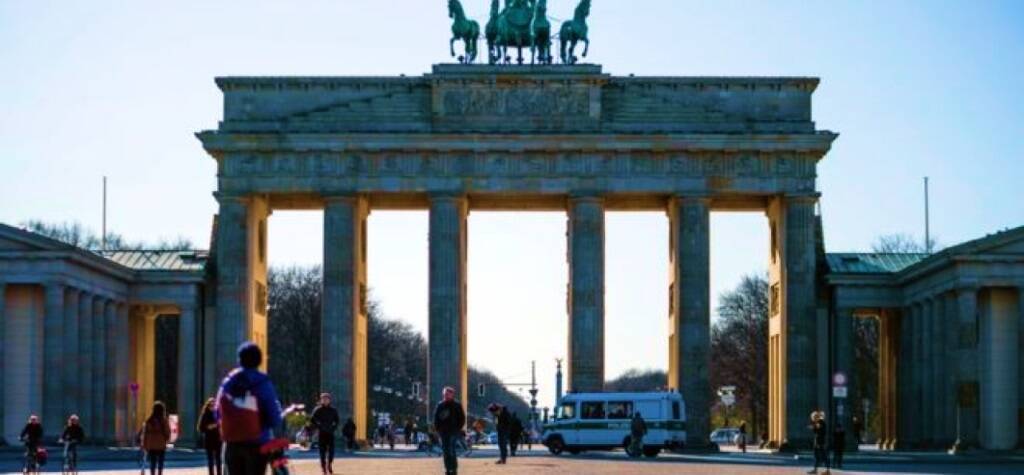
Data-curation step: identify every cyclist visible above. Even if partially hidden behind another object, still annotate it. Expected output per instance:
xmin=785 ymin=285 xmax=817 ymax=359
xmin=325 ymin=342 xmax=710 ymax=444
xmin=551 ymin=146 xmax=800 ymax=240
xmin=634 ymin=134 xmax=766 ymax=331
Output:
xmin=60 ymin=415 xmax=85 ymax=472
xmin=20 ymin=414 xmax=44 ymax=471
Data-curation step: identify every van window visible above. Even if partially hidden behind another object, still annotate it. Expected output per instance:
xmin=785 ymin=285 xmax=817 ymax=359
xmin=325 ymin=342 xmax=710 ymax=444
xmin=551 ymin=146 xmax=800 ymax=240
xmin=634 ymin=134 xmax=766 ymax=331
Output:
xmin=581 ymin=401 xmax=606 ymax=419
xmin=607 ymin=401 xmax=632 ymax=419
xmin=672 ymin=401 xmax=681 ymax=420
xmin=559 ymin=402 xmax=576 ymax=420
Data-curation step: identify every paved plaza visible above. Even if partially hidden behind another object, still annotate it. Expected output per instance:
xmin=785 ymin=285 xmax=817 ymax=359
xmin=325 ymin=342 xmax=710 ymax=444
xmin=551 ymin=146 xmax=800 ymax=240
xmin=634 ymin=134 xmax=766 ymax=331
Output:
xmin=2 ymin=446 xmax=1023 ymax=474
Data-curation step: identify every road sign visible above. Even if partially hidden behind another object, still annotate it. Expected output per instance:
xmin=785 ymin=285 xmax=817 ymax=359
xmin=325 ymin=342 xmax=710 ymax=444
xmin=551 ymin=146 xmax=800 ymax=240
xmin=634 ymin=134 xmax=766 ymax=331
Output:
xmin=832 ymin=386 xmax=848 ymax=398
xmin=832 ymin=372 xmax=847 ymax=387
xmin=721 ymin=394 xmax=736 ymax=407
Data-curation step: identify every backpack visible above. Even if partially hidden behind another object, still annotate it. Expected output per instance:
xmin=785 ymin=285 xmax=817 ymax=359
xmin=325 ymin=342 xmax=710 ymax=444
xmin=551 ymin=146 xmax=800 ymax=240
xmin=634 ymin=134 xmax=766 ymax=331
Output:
xmin=35 ymin=447 xmax=48 ymax=465
xmin=219 ymin=388 xmax=263 ymax=443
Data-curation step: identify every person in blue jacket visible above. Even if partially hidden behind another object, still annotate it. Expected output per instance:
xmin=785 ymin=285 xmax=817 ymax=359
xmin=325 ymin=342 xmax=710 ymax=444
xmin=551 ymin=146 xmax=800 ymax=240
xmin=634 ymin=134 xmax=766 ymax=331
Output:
xmin=216 ymin=342 xmax=283 ymax=475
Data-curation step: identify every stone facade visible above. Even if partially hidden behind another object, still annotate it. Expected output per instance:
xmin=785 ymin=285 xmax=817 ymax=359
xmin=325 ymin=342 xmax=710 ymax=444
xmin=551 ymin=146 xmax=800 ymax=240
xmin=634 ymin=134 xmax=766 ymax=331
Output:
xmin=826 ymin=227 xmax=1024 ymax=451
xmin=198 ymin=64 xmax=837 ymax=449
xmin=0 ymin=224 xmax=206 ymax=445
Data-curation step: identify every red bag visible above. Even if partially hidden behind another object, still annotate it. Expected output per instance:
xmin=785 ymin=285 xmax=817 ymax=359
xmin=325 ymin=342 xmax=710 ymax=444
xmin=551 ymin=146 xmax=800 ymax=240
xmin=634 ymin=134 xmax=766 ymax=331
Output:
xmin=36 ymin=447 xmax=48 ymax=465
xmin=219 ymin=390 xmax=263 ymax=443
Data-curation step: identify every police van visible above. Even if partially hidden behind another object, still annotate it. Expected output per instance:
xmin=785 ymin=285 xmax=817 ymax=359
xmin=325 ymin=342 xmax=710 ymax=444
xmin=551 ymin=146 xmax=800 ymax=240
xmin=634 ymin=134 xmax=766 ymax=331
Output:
xmin=541 ymin=391 xmax=686 ymax=457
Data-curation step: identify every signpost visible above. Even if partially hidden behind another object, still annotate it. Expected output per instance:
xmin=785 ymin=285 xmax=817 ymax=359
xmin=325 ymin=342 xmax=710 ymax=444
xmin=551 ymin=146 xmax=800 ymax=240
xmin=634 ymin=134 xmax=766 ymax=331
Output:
xmin=718 ymin=386 xmax=737 ymax=428
xmin=833 ymin=372 xmax=847 ymax=418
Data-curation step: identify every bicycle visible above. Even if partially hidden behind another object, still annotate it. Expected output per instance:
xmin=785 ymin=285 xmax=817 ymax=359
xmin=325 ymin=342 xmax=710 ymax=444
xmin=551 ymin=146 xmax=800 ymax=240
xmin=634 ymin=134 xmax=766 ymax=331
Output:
xmin=22 ymin=446 xmax=42 ymax=474
xmin=60 ymin=440 xmax=79 ymax=475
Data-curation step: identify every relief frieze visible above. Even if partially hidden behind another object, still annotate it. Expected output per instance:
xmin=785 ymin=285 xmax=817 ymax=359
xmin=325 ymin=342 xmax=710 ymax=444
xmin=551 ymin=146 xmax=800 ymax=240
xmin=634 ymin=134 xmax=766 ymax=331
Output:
xmin=223 ymin=152 xmax=816 ymax=180
xmin=441 ymin=86 xmax=590 ymax=117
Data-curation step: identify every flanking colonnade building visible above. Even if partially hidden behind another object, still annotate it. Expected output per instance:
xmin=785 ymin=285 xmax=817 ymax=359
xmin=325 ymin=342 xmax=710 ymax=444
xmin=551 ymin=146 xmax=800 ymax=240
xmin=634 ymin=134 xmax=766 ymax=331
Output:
xmin=1 ymin=64 xmax=1021 ymax=450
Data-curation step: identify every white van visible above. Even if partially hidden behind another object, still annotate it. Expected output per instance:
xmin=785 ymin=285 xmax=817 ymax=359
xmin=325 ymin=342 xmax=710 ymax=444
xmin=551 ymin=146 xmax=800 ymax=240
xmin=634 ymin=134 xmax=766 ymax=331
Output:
xmin=541 ymin=391 xmax=686 ymax=457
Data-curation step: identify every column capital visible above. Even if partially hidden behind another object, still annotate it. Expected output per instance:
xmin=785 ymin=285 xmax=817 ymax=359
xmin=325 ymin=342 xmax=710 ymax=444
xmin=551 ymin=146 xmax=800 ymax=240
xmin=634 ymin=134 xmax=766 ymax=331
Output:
xmin=784 ymin=192 xmax=822 ymax=203
xmin=428 ymin=192 xmax=468 ymax=202
xmin=568 ymin=191 xmax=604 ymax=203
xmin=213 ymin=192 xmax=252 ymax=205
xmin=323 ymin=194 xmax=360 ymax=204
xmin=671 ymin=194 xmax=712 ymax=206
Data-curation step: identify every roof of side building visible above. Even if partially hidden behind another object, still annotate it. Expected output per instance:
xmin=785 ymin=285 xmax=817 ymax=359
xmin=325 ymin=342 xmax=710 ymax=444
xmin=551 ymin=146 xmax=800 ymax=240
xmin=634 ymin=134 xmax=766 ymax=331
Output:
xmin=95 ymin=249 xmax=208 ymax=272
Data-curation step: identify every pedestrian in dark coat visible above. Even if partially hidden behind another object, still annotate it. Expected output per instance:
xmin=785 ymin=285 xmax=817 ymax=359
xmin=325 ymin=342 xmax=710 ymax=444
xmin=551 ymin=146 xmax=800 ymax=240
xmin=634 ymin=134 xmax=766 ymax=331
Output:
xmin=832 ymin=422 xmax=846 ymax=469
xmin=808 ymin=411 xmax=829 ymax=474
xmin=738 ymin=421 xmax=747 ymax=453
xmin=311 ymin=393 xmax=341 ymax=474
xmin=341 ymin=418 xmax=357 ymax=452
xmin=489 ymin=403 xmax=512 ymax=464
xmin=434 ymin=387 xmax=467 ymax=475
xmin=196 ymin=398 xmax=222 ymax=475
xmin=509 ymin=412 xmax=524 ymax=456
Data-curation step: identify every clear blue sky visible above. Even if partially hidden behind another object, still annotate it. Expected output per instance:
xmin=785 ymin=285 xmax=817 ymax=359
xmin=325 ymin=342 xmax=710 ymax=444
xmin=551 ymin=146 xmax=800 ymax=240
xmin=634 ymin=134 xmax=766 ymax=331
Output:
xmin=2 ymin=1 xmax=1022 ymax=410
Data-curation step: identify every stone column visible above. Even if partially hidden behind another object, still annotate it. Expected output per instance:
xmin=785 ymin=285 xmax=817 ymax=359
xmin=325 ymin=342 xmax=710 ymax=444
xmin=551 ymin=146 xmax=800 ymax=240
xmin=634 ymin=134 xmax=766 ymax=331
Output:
xmin=878 ymin=309 xmax=898 ymax=450
xmin=0 ymin=281 xmax=6 ymax=441
xmin=323 ymin=196 xmax=369 ymax=440
xmin=92 ymin=297 xmax=107 ymax=442
xmin=215 ymin=195 xmax=271 ymax=377
xmin=911 ymin=302 xmax=924 ymax=448
xmin=429 ymin=195 xmax=469 ymax=409
xmin=978 ymin=288 xmax=1019 ymax=450
xmin=896 ymin=306 xmax=914 ymax=449
xmin=944 ymin=292 xmax=959 ymax=448
xmin=567 ymin=195 xmax=605 ymax=393
xmin=920 ymin=299 xmax=934 ymax=447
xmin=952 ymin=286 xmax=979 ymax=450
xmin=77 ymin=293 xmax=94 ymax=441
xmin=43 ymin=283 xmax=65 ymax=437
xmin=931 ymin=295 xmax=948 ymax=446
xmin=834 ymin=306 xmax=857 ymax=450
xmin=767 ymin=196 xmax=818 ymax=449
xmin=667 ymin=196 xmax=710 ymax=447
xmin=104 ymin=300 xmax=119 ymax=442
xmin=114 ymin=304 xmax=130 ymax=444
xmin=61 ymin=289 xmax=80 ymax=436
xmin=176 ymin=303 xmax=198 ymax=445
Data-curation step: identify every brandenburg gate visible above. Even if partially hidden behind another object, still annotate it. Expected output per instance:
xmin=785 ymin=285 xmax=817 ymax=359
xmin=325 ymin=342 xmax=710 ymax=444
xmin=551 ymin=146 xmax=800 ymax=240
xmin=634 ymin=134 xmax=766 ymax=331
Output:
xmin=197 ymin=64 xmax=837 ymax=447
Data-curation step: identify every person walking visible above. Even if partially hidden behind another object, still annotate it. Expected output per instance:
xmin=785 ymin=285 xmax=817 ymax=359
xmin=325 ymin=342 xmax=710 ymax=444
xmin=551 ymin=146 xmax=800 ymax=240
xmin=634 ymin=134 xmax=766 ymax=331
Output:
xmin=404 ymin=420 xmax=414 ymax=446
xmin=738 ymin=421 xmax=748 ymax=453
xmin=141 ymin=401 xmax=171 ymax=475
xmin=310 ymin=393 xmax=340 ymax=474
xmin=629 ymin=411 xmax=647 ymax=457
xmin=434 ymin=386 xmax=466 ymax=475
xmin=808 ymin=411 xmax=829 ymax=474
xmin=488 ymin=403 xmax=512 ymax=464
xmin=341 ymin=417 xmax=357 ymax=452
xmin=832 ymin=422 xmax=846 ymax=469
xmin=387 ymin=423 xmax=396 ymax=450
xmin=509 ymin=412 xmax=523 ymax=457
xmin=196 ymin=398 xmax=222 ymax=475
xmin=216 ymin=341 xmax=283 ymax=475
xmin=60 ymin=414 xmax=85 ymax=471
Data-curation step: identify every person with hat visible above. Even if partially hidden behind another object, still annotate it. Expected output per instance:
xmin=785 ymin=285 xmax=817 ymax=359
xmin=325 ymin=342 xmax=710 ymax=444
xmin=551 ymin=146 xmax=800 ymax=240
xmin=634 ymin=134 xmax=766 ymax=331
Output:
xmin=216 ymin=342 xmax=283 ymax=475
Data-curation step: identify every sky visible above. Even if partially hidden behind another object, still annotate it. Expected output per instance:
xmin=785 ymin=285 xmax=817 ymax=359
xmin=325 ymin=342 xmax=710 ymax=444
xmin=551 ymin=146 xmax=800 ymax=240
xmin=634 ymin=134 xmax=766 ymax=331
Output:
xmin=2 ymin=0 xmax=1023 ymax=411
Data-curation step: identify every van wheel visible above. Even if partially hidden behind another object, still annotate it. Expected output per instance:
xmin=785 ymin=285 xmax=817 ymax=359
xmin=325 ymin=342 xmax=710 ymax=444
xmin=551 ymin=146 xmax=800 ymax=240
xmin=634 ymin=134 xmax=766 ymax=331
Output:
xmin=547 ymin=437 xmax=565 ymax=455
xmin=643 ymin=447 xmax=661 ymax=458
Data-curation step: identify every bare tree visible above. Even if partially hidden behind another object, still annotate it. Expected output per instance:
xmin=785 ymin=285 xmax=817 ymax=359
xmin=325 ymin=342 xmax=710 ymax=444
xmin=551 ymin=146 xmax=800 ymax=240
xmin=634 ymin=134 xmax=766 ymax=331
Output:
xmin=20 ymin=220 xmax=195 ymax=250
xmin=871 ymin=233 xmax=938 ymax=253
xmin=605 ymin=369 xmax=667 ymax=392
xmin=711 ymin=273 xmax=769 ymax=436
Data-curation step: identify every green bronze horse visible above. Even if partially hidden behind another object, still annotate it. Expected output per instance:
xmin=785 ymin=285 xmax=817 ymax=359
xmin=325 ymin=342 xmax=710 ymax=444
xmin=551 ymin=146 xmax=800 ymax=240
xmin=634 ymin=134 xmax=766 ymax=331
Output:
xmin=489 ymin=0 xmax=536 ymax=64
xmin=448 ymin=0 xmax=479 ymax=64
xmin=559 ymin=0 xmax=591 ymax=64
xmin=531 ymin=0 xmax=553 ymax=64
xmin=485 ymin=0 xmax=502 ymax=64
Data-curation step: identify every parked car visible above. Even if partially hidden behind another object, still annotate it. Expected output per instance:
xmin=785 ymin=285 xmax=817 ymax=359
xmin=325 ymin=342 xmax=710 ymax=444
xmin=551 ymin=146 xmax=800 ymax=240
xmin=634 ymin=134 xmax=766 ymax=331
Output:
xmin=709 ymin=427 xmax=740 ymax=446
